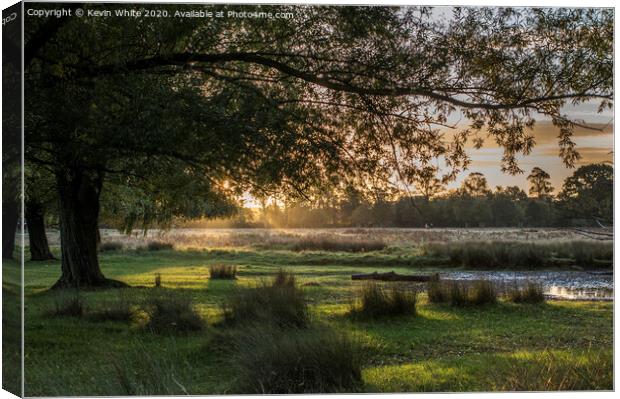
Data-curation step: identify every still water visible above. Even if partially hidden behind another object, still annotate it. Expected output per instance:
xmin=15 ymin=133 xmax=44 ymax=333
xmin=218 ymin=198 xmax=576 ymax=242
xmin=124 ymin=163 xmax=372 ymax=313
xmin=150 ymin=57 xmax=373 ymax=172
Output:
xmin=441 ymin=270 xmax=613 ymax=301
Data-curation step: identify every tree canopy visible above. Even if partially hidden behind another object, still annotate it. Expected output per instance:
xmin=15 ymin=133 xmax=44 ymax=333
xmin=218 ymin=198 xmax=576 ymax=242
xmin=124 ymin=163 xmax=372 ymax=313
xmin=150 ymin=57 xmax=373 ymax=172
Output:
xmin=23 ymin=4 xmax=613 ymax=287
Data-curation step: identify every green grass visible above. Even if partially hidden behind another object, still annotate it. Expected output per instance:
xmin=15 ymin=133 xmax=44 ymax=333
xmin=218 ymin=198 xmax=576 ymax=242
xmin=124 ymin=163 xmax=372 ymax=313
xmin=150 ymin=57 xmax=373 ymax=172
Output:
xmin=3 ymin=258 xmax=22 ymax=396
xmin=21 ymin=247 xmax=613 ymax=395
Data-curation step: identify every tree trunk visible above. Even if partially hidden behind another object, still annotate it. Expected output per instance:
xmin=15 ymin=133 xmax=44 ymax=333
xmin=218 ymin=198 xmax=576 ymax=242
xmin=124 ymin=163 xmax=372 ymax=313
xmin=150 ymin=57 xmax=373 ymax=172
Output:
xmin=2 ymin=199 xmax=19 ymax=259
xmin=51 ymin=169 xmax=126 ymax=289
xmin=25 ymin=200 xmax=55 ymax=261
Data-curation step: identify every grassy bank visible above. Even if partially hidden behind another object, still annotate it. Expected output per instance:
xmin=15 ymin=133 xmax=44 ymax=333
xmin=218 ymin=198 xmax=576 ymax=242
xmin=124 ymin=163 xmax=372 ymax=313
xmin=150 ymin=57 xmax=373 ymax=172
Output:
xmin=20 ymin=247 xmax=613 ymax=395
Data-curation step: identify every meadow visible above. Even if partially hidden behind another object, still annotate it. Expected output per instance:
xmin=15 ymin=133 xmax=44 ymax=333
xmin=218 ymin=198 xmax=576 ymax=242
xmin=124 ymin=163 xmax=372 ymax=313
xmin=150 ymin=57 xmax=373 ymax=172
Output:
xmin=15 ymin=228 xmax=614 ymax=394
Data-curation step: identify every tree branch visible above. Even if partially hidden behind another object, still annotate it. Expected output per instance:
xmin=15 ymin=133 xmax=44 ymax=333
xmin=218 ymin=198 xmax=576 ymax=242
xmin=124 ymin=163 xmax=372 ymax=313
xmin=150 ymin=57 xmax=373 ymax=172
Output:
xmin=78 ymin=52 xmax=613 ymax=110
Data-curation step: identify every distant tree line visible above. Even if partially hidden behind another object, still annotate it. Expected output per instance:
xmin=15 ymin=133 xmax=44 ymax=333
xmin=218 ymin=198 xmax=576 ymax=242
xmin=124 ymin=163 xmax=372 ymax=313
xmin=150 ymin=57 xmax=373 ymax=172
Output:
xmin=215 ymin=163 xmax=612 ymax=229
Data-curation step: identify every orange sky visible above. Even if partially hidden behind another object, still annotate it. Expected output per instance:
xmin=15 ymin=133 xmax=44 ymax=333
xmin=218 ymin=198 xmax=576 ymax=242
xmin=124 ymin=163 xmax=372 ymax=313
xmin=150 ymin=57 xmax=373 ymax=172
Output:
xmin=444 ymin=108 xmax=613 ymax=194
xmin=241 ymin=103 xmax=613 ymax=206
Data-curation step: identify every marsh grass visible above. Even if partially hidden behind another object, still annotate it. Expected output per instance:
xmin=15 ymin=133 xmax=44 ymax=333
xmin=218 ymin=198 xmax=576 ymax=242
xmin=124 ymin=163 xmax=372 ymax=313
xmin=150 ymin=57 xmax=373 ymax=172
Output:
xmin=209 ymin=264 xmax=237 ymax=279
xmin=232 ymin=326 xmax=363 ymax=394
xmin=222 ymin=270 xmax=309 ymax=328
xmin=424 ymin=240 xmax=612 ymax=269
xmin=426 ymin=279 xmax=497 ymax=307
xmin=507 ymin=281 xmax=545 ymax=304
xmin=449 ymin=281 xmax=470 ymax=306
xmin=426 ymin=275 xmax=448 ymax=303
xmin=469 ymin=280 xmax=497 ymax=305
xmin=142 ymin=290 xmax=204 ymax=334
xmin=351 ymin=282 xmax=417 ymax=319
xmin=565 ymin=241 xmax=613 ymax=268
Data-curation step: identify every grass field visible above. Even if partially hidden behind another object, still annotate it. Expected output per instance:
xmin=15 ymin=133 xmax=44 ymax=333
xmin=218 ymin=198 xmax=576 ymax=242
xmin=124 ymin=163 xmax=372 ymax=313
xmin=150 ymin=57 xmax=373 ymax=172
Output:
xmin=15 ymin=231 xmax=614 ymax=394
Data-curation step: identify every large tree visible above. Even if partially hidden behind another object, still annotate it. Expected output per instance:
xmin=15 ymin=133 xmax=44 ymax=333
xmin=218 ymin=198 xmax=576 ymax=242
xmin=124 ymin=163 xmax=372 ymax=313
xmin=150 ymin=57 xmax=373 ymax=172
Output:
xmin=25 ymin=165 xmax=56 ymax=261
xmin=24 ymin=5 xmax=613 ymax=288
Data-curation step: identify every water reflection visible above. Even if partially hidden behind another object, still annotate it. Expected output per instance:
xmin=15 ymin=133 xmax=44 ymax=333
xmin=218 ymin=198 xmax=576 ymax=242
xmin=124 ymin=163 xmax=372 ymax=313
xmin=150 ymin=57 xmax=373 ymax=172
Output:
xmin=441 ymin=270 xmax=613 ymax=301
xmin=545 ymin=286 xmax=614 ymax=301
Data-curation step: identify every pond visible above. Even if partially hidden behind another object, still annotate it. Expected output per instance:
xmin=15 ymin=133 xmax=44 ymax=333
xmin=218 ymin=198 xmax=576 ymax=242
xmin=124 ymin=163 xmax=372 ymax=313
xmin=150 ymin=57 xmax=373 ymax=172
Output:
xmin=440 ymin=270 xmax=613 ymax=301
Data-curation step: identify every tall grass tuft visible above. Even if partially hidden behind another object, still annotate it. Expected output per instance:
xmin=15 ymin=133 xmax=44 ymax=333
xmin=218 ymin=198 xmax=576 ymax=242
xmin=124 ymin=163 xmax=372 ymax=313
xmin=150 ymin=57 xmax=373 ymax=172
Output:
xmin=351 ymin=282 xmax=417 ymax=319
xmin=469 ymin=280 xmax=497 ymax=305
xmin=272 ymin=268 xmax=296 ymax=287
xmin=232 ymin=327 xmax=363 ymax=394
xmin=209 ymin=264 xmax=237 ymax=280
xmin=49 ymin=290 xmax=85 ymax=318
xmin=99 ymin=241 xmax=124 ymax=252
xmin=426 ymin=274 xmax=448 ymax=303
xmin=154 ymin=273 xmax=162 ymax=288
xmin=508 ymin=281 xmax=546 ymax=304
xmin=222 ymin=271 xmax=309 ymax=328
xmin=147 ymin=241 xmax=174 ymax=251
xmin=142 ymin=290 xmax=204 ymax=334
xmin=426 ymin=279 xmax=498 ymax=307
xmin=89 ymin=291 xmax=134 ymax=322
xmin=449 ymin=281 xmax=470 ymax=307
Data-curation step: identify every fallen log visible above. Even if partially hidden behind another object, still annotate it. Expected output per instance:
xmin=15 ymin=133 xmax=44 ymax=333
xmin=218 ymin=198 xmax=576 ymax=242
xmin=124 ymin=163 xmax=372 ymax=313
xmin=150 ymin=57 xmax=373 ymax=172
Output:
xmin=351 ymin=271 xmax=435 ymax=282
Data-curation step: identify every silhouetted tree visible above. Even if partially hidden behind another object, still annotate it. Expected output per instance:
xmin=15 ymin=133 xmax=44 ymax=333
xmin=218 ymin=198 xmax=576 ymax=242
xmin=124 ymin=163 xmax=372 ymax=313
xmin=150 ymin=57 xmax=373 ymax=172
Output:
xmin=558 ymin=163 xmax=613 ymax=222
xmin=459 ymin=172 xmax=491 ymax=197
xmin=527 ymin=167 xmax=554 ymax=198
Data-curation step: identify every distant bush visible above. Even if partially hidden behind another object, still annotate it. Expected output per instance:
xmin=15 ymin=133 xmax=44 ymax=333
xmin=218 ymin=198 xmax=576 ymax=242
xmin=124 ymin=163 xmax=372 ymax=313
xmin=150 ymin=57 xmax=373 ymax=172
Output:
xmin=147 ymin=241 xmax=174 ymax=251
xmin=233 ymin=327 xmax=363 ymax=393
xmin=89 ymin=293 xmax=134 ymax=322
xmin=142 ymin=290 xmax=204 ymax=334
xmin=507 ymin=281 xmax=545 ymax=304
xmin=291 ymin=236 xmax=386 ymax=253
xmin=49 ymin=291 xmax=85 ymax=318
xmin=209 ymin=264 xmax=237 ymax=280
xmin=223 ymin=271 xmax=309 ymax=328
xmin=351 ymin=282 xmax=417 ymax=319
xmin=99 ymin=241 xmax=124 ymax=252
